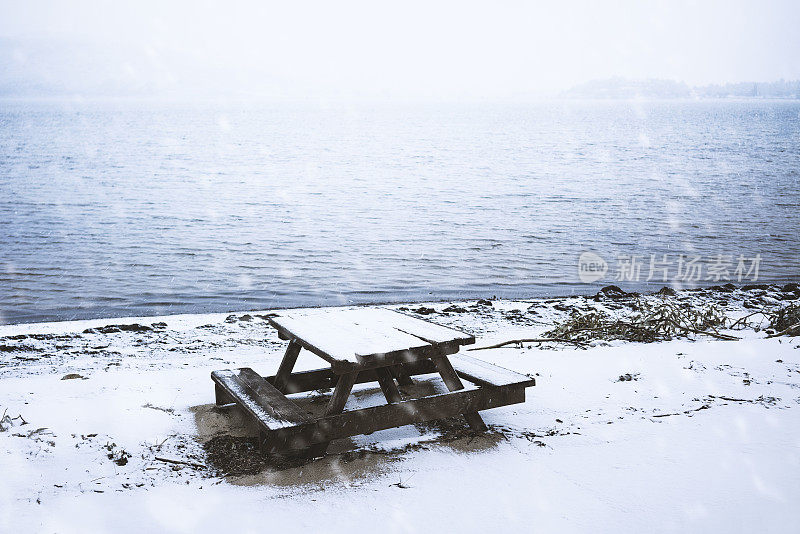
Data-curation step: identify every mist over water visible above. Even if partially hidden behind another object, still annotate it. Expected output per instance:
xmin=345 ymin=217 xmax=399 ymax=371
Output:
xmin=1 ymin=99 xmax=798 ymax=324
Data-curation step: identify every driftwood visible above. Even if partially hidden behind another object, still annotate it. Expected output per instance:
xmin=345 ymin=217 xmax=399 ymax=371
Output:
xmin=541 ymin=299 xmax=741 ymax=343
xmin=767 ymin=304 xmax=800 ymax=336
xmin=468 ymin=338 xmax=589 ymax=351
xmin=683 ymin=327 xmax=739 ymax=341
xmin=466 ymin=328 xmax=737 ymax=350
xmin=730 ymin=310 xmax=772 ymax=330
xmin=709 ymin=395 xmax=753 ymax=402
xmin=766 ymin=322 xmax=800 ymax=338
xmin=728 ymin=303 xmax=800 ymax=337
xmin=154 ymin=456 xmax=206 ymax=469
xmin=652 ymin=404 xmax=710 ymax=418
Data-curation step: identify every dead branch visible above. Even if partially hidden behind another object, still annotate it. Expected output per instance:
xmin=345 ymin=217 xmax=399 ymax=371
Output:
xmin=652 ymin=404 xmax=710 ymax=418
xmin=468 ymin=338 xmax=589 ymax=351
xmin=707 ymin=395 xmax=753 ymax=403
xmin=682 ymin=326 xmax=739 ymax=341
xmin=730 ymin=310 xmax=771 ymax=330
xmin=766 ymin=322 xmax=800 ymax=338
xmin=154 ymin=456 xmax=206 ymax=469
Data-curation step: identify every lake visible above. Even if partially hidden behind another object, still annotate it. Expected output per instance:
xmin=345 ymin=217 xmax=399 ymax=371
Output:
xmin=1 ymin=99 xmax=798 ymax=324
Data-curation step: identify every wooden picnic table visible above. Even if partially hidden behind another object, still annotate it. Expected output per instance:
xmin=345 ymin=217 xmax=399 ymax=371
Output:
xmin=211 ymin=307 xmax=535 ymax=457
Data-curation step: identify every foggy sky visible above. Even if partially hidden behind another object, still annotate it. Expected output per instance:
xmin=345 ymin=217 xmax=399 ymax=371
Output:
xmin=1 ymin=0 xmax=799 ymax=99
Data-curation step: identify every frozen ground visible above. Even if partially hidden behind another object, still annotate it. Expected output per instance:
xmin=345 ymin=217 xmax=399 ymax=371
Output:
xmin=1 ymin=287 xmax=799 ymax=533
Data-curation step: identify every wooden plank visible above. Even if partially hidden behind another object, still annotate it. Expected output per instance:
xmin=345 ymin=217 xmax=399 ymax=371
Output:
xmin=307 ymin=371 xmax=359 ymax=457
xmin=317 ymin=308 xmax=433 ymax=357
xmin=264 ymin=359 xmax=438 ymax=394
xmin=365 ymin=308 xmax=475 ymax=345
xmin=391 ymin=364 xmax=414 ymax=387
xmin=325 ymin=372 xmax=358 ymax=416
xmin=273 ymin=339 xmax=302 ymax=393
xmin=375 ymin=367 xmax=403 ymax=404
xmin=267 ymin=367 xmax=338 ymax=394
xmin=266 ymin=313 xmax=360 ymax=367
xmin=268 ymin=311 xmax=430 ymax=370
xmin=215 ymin=383 xmax=235 ymax=406
xmin=432 ymin=356 xmax=487 ymax=431
xmin=348 ymin=341 xmax=462 ymax=372
xmin=211 ymin=368 xmax=310 ymax=430
xmin=262 ymin=354 xmax=536 ymax=395
xmin=264 ymin=384 xmax=527 ymax=454
xmin=335 ymin=308 xmax=475 ymax=360
xmin=271 ymin=309 xmax=431 ymax=359
xmin=432 ymin=355 xmax=466 ymax=391
xmin=267 ymin=308 xmax=474 ymax=369
xmin=451 ymin=354 xmax=537 ymax=388
xmin=270 ymin=321 xmax=461 ymax=374
xmin=281 ymin=308 xmax=439 ymax=367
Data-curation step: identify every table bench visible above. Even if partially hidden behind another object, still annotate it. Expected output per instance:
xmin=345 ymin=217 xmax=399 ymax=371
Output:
xmin=211 ymin=307 xmax=535 ymax=457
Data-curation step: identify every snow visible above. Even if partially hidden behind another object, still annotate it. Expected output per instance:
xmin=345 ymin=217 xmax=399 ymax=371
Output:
xmin=1 ymin=293 xmax=799 ymax=533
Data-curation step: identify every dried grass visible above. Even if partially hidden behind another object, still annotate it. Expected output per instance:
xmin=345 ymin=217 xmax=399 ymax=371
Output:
xmin=544 ymin=299 xmax=734 ymax=343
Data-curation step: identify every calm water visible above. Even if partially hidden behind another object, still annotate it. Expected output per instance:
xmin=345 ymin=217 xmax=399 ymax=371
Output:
xmin=1 ymin=99 xmax=798 ymax=324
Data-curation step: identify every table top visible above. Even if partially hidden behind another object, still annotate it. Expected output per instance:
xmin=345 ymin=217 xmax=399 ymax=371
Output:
xmin=266 ymin=307 xmax=475 ymax=369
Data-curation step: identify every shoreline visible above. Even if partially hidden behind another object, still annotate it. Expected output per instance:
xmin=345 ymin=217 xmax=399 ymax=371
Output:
xmin=3 ymin=279 xmax=798 ymax=330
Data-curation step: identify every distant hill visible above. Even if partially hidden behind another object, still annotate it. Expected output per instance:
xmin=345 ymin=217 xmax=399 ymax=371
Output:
xmin=697 ymin=79 xmax=800 ymax=98
xmin=563 ymin=77 xmax=800 ymax=99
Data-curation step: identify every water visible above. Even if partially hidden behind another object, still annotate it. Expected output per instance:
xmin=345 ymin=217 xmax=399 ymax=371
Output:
xmin=1 ymin=99 xmax=799 ymax=324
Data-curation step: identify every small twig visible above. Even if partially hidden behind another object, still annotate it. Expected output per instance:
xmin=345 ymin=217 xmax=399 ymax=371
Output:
xmin=652 ymin=404 xmax=710 ymax=418
xmin=683 ymin=327 xmax=739 ymax=341
xmin=657 ymin=313 xmax=738 ymax=340
xmin=766 ymin=322 xmax=800 ymax=338
xmin=154 ymin=456 xmax=206 ymax=469
xmin=468 ymin=338 xmax=589 ymax=351
xmin=26 ymin=427 xmax=51 ymax=437
xmin=729 ymin=310 xmax=770 ymax=330
xmin=154 ymin=436 xmax=172 ymax=451
xmin=391 ymin=473 xmax=415 ymax=488
xmin=708 ymin=395 xmax=754 ymax=403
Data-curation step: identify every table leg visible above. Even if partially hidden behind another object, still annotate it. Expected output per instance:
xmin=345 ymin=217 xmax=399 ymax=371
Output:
xmin=308 ymin=371 xmax=359 ymax=457
xmin=391 ymin=364 xmax=414 ymax=387
xmin=432 ymin=356 xmax=488 ymax=432
xmin=325 ymin=372 xmax=358 ymax=415
xmin=273 ymin=339 xmax=302 ymax=393
xmin=376 ymin=367 xmax=403 ymax=403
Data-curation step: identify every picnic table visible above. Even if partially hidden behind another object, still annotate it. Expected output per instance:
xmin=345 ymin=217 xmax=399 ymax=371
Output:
xmin=211 ymin=307 xmax=535 ymax=457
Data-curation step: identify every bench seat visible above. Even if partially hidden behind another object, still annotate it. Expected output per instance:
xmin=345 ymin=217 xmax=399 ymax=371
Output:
xmin=211 ymin=368 xmax=310 ymax=431
xmin=450 ymin=354 xmax=536 ymax=388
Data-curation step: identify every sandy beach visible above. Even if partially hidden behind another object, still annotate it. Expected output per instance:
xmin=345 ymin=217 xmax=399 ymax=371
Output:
xmin=1 ymin=285 xmax=799 ymax=532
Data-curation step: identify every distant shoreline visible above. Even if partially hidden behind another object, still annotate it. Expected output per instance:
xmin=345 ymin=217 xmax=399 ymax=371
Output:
xmin=561 ymin=77 xmax=800 ymax=100
xmin=2 ymin=95 xmax=800 ymax=105
xmin=2 ymin=280 xmax=797 ymax=329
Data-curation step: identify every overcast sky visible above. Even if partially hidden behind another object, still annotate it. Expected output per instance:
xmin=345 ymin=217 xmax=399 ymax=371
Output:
xmin=1 ymin=0 xmax=799 ymax=99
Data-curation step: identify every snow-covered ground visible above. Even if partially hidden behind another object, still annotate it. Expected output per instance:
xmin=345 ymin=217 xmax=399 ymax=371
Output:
xmin=1 ymin=288 xmax=799 ymax=533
